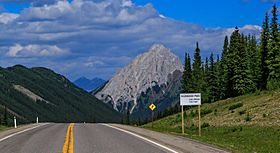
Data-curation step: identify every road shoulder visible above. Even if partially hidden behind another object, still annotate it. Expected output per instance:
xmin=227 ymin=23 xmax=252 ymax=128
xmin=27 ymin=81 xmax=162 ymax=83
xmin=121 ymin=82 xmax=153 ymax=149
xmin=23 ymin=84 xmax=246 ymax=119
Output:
xmin=109 ymin=124 xmax=231 ymax=153
xmin=0 ymin=123 xmax=46 ymax=141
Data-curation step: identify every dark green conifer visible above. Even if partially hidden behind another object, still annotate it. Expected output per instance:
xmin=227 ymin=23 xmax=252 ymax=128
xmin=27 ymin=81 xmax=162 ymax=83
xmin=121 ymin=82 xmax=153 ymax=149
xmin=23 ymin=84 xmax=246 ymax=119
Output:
xmin=267 ymin=5 xmax=280 ymax=90
xmin=260 ymin=12 xmax=270 ymax=90
xmin=182 ymin=53 xmax=192 ymax=93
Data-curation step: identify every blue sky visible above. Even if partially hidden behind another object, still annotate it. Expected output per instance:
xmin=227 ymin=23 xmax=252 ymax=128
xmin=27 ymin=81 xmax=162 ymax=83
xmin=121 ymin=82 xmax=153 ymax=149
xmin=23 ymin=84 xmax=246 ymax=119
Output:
xmin=1 ymin=0 xmax=278 ymax=27
xmin=0 ymin=0 xmax=277 ymax=81
xmin=133 ymin=0 xmax=278 ymax=27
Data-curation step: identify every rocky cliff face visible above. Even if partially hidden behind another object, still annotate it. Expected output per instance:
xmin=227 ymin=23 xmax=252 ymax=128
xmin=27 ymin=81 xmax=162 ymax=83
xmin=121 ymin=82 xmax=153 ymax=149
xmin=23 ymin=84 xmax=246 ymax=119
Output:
xmin=95 ymin=44 xmax=183 ymax=114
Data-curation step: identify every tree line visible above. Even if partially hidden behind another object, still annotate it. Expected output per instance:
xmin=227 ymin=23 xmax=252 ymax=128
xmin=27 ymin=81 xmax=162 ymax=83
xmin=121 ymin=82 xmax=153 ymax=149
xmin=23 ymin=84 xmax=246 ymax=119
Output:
xmin=131 ymin=5 xmax=280 ymax=126
xmin=182 ymin=5 xmax=280 ymax=103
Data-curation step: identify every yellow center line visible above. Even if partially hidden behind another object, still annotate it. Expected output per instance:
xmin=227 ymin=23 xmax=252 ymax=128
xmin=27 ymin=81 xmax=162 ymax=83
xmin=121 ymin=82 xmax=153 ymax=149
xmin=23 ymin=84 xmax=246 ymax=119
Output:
xmin=62 ymin=123 xmax=74 ymax=153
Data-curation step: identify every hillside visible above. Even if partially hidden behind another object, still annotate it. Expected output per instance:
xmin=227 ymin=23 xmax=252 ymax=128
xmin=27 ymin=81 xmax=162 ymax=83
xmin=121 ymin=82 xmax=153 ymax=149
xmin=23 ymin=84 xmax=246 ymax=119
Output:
xmin=0 ymin=65 xmax=121 ymax=125
xmin=142 ymin=91 xmax=280 ymax=152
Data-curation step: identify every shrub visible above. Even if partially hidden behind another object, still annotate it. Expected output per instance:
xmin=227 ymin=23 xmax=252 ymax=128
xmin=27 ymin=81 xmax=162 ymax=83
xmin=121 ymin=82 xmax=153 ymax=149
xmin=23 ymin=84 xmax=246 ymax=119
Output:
xmin=214 ymin=109 xmax=217 ymax=116
xmin=229 ymin=103 xmax=243 ymax=110
xmin=239 ymin=126 xmax=243 ymax=131
xmin=190 ymin=110 xmax=196 ymax=117
xmin=231 ymin=127 xmax=238 ymax=132
xmin=267 ymin=78 xmax=280 ymax=91
xmin=229 ymin=127 xmax=243 ymax=133
xmin=245 ymin=113 xmax=251 ymax=122
xmin=201 ymin=109 xmax=213 ymax=116
xmin=239 ymin=110 xmax=246 ymax=115
xmin=201 ymin=122 xmax=210 ymax=128
xmin=190 ymin=123 xmax=197 ymax=130
xmin=254 ymin=89 xmax=261 ymax=95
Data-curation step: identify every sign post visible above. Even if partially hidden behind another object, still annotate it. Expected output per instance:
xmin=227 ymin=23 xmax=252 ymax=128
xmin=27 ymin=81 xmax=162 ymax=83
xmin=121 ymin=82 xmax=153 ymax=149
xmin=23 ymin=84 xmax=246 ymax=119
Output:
xmin=180 ymin=93 xmax=201 ymax=136
xmin=149 ymin=103 xmax=156 ymax=128
xmin=181 ymin=105 xmax=184 ymax=134
xmin=152 ymin=111 xmax=154 ymax=128
xmin=198 ymin=105 xmax=201 ymax=136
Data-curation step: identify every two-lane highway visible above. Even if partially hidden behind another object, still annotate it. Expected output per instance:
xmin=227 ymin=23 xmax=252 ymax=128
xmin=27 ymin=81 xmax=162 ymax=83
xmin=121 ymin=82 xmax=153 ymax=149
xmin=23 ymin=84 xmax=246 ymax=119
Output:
xmin=0 ymin=123 xmax=171 ymax=153
xmin=0 ymin=123 xmax=229 ymax=153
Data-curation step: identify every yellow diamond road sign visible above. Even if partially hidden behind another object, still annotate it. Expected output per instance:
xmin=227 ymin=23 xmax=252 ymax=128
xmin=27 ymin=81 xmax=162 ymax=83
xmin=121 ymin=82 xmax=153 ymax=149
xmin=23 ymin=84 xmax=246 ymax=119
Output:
xmin=149 ymin=103 xmax=156 ymax=111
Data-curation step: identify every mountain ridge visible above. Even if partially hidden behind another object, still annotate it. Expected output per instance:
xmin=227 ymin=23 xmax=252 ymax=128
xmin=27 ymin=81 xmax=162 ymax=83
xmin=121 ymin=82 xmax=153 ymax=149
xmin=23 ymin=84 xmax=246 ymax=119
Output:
xmin=95 ymin=44 xmax=183 ymax=115
xmin=0 ymin=65 xmax=121 ymax=124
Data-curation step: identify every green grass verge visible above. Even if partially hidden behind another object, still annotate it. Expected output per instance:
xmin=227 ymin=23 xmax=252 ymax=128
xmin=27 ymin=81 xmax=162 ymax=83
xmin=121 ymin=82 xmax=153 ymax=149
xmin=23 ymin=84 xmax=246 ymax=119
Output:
xmin=141 ymin=91 xmax=280 ymax=153
xmin=142 ymin=124 xmax=280 ymax=153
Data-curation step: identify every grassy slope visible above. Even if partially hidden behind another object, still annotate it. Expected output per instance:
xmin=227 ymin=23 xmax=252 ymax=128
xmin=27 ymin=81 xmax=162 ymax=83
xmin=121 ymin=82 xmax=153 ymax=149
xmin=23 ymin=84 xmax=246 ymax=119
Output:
xmin=142 ymin=91 xmax=280 ymax=153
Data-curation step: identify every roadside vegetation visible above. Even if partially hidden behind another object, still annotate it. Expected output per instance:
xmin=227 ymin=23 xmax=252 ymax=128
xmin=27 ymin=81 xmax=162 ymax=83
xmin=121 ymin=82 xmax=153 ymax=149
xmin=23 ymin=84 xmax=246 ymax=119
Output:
xmin=140 ymin=6 xmax=280 ymax=152
xmin=134 ymin=4 xmax=280 ymax=126
xmin=0 ymin=125 xmax=8 ymax=132
xmin=142 ymin=91 xmax=280 ymax=153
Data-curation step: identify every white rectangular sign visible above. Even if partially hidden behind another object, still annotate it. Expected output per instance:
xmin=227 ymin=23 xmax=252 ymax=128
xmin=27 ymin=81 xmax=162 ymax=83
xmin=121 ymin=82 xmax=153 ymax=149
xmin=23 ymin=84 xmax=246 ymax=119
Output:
xmin=180 ymin=93 xmax=201 ymax=106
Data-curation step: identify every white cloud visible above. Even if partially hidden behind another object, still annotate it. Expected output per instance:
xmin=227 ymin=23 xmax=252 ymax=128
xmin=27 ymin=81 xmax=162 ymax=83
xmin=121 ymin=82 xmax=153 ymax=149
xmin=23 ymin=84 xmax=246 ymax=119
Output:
xmin=122 ymin=0 xmax=133 ymax=7
xmin=0 ymin=13 xmax=19 ymax=24
xmin=0 ymin=0 xmax=262 ymax=80
xmin=159 ymin=14 xmax=166 ymax=18
xmin=6 ymin=44 xmax=68 ymax=57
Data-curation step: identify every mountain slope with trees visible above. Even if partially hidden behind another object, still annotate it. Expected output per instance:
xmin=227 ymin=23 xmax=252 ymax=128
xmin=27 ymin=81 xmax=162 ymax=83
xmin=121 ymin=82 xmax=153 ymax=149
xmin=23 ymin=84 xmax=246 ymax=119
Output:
xmin=0 ymin=65 xmax=121 ymax=126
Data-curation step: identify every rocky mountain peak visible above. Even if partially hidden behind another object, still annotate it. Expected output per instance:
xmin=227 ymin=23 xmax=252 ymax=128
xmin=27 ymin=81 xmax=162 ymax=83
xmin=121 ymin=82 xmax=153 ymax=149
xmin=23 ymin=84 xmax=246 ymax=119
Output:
xmin=149 ymin=43 xmax=169 ymax=52
xmin=95 ymin=44 xmax=183 ymax=114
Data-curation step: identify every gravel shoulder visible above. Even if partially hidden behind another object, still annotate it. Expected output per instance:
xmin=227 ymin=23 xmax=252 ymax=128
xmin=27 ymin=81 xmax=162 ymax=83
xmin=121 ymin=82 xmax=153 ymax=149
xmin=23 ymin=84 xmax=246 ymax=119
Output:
xmin=110 ymin=124 xmax=231 ymax=153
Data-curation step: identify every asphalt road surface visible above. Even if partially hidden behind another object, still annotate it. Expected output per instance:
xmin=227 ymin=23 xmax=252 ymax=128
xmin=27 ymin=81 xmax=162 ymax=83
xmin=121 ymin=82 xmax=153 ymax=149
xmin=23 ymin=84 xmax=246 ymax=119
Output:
xmin=0 ymin=123 xmax=172 ymax=153
xmin=0 ymin=123 xmax=229 ymax=153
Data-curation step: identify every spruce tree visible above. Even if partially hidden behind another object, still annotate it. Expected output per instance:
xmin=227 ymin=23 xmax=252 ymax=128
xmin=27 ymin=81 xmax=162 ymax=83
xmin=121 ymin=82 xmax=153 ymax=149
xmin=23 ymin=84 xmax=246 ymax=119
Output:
xmin=203 ymin=57 xmax=210 ymax=102
xmin=190 ymin=42 xmax=203 ymax=93
xmin=215 ymin=55 xmax=221 ymax=100
xmin=227 ymin=28 xmax=255 ymax=96
xmin=208 ymin=53 xmax=218 ymax=102
xmin=182 ymin=53 xmax=192 ymax=93
xmin=235 ymin=34 xmax=255 ymax=95
xmin=227 ymin=27 xmax=240 ymax=96
xmin=260 ymin=12 xmax=270 ymax=90
xmin=248 ymin=35 xmax=262 ymax=89
xmin=205 ymin=57 xmax=209 ymax=75
xmin=267 ymin=4 xmax=280 ymax=90
xmin=220 ymin=36 xmax=229 ymax=99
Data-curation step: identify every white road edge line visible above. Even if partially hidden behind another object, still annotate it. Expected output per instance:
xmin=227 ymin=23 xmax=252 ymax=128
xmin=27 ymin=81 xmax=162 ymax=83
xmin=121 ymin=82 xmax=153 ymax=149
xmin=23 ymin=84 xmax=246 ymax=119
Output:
xmin=0 ymin=123 xmax=50 ymax=142
xmin=102 ymin=124 xmax=179 ymax=153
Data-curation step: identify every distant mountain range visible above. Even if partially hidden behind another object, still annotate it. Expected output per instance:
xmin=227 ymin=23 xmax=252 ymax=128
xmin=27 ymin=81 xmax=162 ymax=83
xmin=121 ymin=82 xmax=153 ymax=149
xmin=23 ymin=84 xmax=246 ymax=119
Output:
xmin=74 ymin=77 xmax=106 ymax=92
xmin=0 ymin=65 xmax=121 ymax=124
xmin=95 ymin=44 xmax=183 ymax=120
